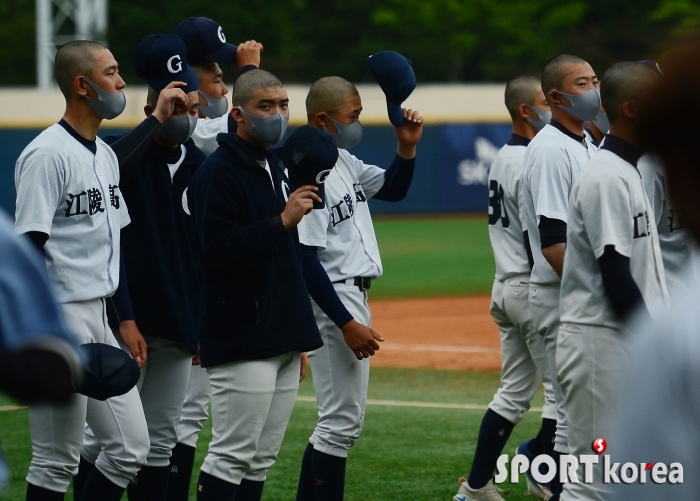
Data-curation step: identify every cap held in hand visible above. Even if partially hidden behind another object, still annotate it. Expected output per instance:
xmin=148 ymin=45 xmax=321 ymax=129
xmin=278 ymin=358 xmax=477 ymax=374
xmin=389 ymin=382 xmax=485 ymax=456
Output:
xmin=280 ymin=126 xmax=339 ymax=209
xmin=74 ymin=343 xmax=140 ymax=401
xmin=135 ymin=34 xmax=200 ymax=93
xmin=366 ymin=50 xmax=417 ymax=127
xmin=172 ymin=17 xmax=238 ymax=64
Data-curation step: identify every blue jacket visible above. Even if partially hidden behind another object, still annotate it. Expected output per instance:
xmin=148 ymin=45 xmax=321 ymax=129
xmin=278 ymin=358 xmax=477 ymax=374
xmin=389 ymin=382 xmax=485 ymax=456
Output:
xmin=106 ymin=136 xmax=205 ymax=353
xmin=188 ymin=133 xmax=322 ymax=367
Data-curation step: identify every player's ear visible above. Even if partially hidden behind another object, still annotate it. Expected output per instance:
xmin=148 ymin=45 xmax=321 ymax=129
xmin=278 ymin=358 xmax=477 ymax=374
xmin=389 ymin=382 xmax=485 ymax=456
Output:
xmin=547 ymin=89 xmax=561 ymax=106
xmin=74 ymin=75 xmax=90 ymax=98
xmin=622 ymin=99 xmax=638 ymax=120
xmin=314 ymin=112 xmax=329 ymax=129
xmin=230 ymin=105 xmax=245 ymax=124
xmin=518 ymin=103 xmax=532 ymax=121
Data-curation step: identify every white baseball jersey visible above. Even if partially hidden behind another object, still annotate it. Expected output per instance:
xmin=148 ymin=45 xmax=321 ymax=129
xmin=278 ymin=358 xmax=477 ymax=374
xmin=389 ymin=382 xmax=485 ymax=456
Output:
xmin=297 ymin=149 xmax=385 ymax=282
xmin=192 ymin=115 xmax=228 ymax=157
xmin=488 ymin=140 xmax=530 ymax=280
xmin=522 ymin=124 xmax=596 ymax=285
xmin=14 ymin=123 xmax=129 ymax=303
xmin=638 ymin=154 xmax=700 ymax=297
xmin=560 ymin=149 xmax=668 ymax=328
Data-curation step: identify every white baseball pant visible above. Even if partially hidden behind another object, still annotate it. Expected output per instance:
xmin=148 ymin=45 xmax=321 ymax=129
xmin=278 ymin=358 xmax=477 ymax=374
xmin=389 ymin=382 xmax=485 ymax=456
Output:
xmin=201 ymin=351 xmax=300 ymax=484
xmin=82 ymin=335 xmax=193 ymax=467
xmin=176 ymin=364 xmax=211 ymax=448
xmin=557 ymin=323 xmax=628 ymax=501
xmin=26 ymin=298 xmax=149 ymax=492
xmin=529 ymin=283 xmax=569 ymax=453
xmin=308 ymin=283 xmax=371 ymax=458
xmin=489 ymin=277 xmax=557 ymax=424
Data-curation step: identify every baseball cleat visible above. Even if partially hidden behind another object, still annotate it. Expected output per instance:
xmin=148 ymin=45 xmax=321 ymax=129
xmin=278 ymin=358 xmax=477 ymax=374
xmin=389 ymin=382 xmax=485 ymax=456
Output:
xmin=515 ymin=440 xmax=553 ymax=500
xmin=453 ymin=477 xmax=505 ymax=501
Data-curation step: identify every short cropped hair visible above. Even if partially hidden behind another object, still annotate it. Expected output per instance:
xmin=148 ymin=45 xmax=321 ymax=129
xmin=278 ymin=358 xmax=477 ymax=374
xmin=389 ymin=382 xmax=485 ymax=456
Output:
xmin=55 ymin=40 xmax=107 ymax=99
xmin=306 ymin=76 xmax=359 ymax=120
xmin=504 ymin=76 xmax=541 ymax=119
xmin=190 ymin=60 xmax=217 ymax=79
xmin=147 ymin=86 xmax=159 ymax=109
xmin=541 ymin=54 xmax=588 ymax=96
xmin=600 ymin=62 xmax=657 ymax=124
xmin=231 ymin=69 xmax=283 ymax=107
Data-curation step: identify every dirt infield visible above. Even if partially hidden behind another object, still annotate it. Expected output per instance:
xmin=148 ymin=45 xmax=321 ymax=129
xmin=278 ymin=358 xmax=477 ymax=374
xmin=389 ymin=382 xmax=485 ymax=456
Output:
xmin=369 ymin=295 xmax=501 ymax=371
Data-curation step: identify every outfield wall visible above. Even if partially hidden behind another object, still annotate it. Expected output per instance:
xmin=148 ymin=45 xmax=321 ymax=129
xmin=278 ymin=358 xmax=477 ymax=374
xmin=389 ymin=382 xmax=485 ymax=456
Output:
xmin=0 ymin=84 xmax=512 ymax=216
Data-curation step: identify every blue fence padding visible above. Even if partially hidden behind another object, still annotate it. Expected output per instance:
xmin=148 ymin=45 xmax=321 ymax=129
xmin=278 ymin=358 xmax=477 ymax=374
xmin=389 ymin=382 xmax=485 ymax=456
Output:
xmin=0 ymin=123 xmax=511 ymax=216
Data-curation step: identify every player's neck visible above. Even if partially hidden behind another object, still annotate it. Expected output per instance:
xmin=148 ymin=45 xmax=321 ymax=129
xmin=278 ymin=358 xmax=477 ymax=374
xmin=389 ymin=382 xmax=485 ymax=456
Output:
xmin=62 ymin=103 xmax=101 ymax=142
xmin=512 ymin=121 xmax=536 ymax=141
xmin=608 ymin=125 xmax=641 ymax=149
xmin=551 ymin=110 xmax=585 ymax=137
xmin=587 ymin=121 xmax=605 ymax=141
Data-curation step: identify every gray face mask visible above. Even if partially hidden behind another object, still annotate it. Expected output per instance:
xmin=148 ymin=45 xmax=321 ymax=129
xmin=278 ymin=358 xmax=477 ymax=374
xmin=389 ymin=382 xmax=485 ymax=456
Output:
xmin=556 ymin=87 xmax=601 ymax=122
xmin=159 ymin=114 xmax=198 ymax=145
xmin=238 ymin=106 xmax=289 ymax=145
xmin=323 ymin=115 xmax=363 ymax=149
xmin=199 ymin=90 xmax=228 ymax=118
xmin=592 ymin=111 xmax=610 ymax=133
xmin=525 ymin=105 xmax=552 ymax=132
xmin=83 ymin=76 xmax=126 ymax=120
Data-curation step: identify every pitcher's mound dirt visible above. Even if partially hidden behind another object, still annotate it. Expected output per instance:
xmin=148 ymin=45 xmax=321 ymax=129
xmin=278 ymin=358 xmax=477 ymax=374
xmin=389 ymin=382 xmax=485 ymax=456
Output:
xmin=368 ymin=296 xmax=501 ymax=370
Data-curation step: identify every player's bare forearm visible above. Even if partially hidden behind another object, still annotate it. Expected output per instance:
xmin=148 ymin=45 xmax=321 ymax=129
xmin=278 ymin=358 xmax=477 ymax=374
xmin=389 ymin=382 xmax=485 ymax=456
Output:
xmin=542 ymin=243 xmax=566 ymax=279
xmin=397 ymin=143 xmax=417 ymax=160
xmin=394 ymin=108 xmax=424 ymax=159
xmin=119 ymin=320 xmax=148 ymax=368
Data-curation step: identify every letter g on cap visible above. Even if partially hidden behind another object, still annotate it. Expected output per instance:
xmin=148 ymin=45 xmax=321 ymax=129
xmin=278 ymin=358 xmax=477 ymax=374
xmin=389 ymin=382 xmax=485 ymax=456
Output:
xmin=167 ymin=55 xmax=183 ymax=74
xmin=217 ymin=26 xmax=226 ymax=43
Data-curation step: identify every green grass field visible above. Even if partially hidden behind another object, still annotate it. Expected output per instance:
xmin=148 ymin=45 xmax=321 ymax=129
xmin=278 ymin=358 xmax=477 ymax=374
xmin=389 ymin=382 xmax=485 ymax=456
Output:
xmin=0 ymin=216 xmax=539 ymax=501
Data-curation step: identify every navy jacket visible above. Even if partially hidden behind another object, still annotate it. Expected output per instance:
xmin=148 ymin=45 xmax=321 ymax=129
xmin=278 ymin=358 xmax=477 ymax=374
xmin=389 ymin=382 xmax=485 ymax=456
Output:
xmin=188 ymin=133 xmax=322 ymax=367
xmin=106 ymin=136 xmax=205 ymax=353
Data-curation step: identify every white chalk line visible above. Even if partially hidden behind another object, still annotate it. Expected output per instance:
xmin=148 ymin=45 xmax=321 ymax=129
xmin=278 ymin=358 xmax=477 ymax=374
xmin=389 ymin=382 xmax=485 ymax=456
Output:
xmin=0 ymin=405 xmax=26 ymax=412
xmin=296 ymin=395 xmax=542 ymax=413
xmin=381 ymin=343 xmax=500 ymax=354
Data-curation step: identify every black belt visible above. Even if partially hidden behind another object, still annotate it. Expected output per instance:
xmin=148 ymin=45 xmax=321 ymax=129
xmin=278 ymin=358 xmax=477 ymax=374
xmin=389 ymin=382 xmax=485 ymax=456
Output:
xmin=334 ymin=277 xmax=372 ymax=291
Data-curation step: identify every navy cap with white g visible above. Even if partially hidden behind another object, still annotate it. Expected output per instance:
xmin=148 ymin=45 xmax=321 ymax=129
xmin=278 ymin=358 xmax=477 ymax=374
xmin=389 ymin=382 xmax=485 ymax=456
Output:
xmin=366 ymin=50 xmax=417 ymax=127
xmin=134 ymin=34 xmax=200 ymax=93
xmin=172 ymin=17 xmax=237 ymax=64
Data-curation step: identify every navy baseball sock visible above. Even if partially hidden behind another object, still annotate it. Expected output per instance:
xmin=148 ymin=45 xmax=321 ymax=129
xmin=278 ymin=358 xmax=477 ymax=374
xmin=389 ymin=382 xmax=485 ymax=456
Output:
xmin=539 ymin=418 xmax=557 ymax=458
xmin=26 ymin=483 xmax=64 ymax=501
xmin=311 ymin=449 xmax=346 ymax=501
xmin=127 ymin=465 xmax=171 ymax=501
xmin=467 ymin=409 xmax=515 ymax=489
xmin=166 ymin=443 xmax=197 ymax=501
xmin=196 ymin=471 xmax=237 ymax=501
xmin=79 ymin=468 xmax=125 ymax=501
xmin=72 ymin=456 xmax=95 ymax=501
xmin=236 ymin=479 xmax=265 ymax=501
xmin=295 ymin=442 xmax=316 ymax=501
xmin=551 ymin=450 xmax=562 ymax=493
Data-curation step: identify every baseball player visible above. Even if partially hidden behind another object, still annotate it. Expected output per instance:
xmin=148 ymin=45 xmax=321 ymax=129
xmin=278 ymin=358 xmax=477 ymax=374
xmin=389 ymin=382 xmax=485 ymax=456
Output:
xmin=173 ymin=17 xmax=263 ymax=156
xmin=14 ymin=40 xmax=149 ymax=501
xmin=165 ymin=19 xmax=263 ymax=501
xmin=522 ymin=53 xmax=599 ymax=498
xmin=293 ymin=71 xmax=423 ymax=500
xmin=187 ymin=68 xmax=323 ymax=501
xmin=76 ymin=34 xmax=205 ymax=501
xmin=558 ymin=61 xmax=667 ymax=501
xmin=454 ymin=76 xmax=556 ymax=501
xmin=584 ymin=109 xmax=608 ymax=147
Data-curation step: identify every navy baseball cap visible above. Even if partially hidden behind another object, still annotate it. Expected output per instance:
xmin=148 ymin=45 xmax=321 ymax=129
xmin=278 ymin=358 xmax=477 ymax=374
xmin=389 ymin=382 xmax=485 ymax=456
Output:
xmin=280 ymin=126 xmax=339 ymax=209
xmin=172 ymin=17 xmax=237 ymax=64
xmin=74 ymin=344 xmax=140 ymax=401
xmin=134 ymin=34 xmax=199 ymax=93
xmin=638 ymin=59 xmax=663 ymax=75
xmin=367 ymin=50 xmax=416 ymax=127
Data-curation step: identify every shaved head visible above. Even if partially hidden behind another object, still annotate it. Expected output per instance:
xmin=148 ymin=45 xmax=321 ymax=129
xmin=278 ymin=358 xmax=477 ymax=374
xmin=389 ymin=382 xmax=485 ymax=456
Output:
xmin=504 ymin=76 xmax=541 ymax=119
xmin=55 ymin=40 xmax=107 ymax=99
xmin=306 ymin=76 xmax=359 ymax=120
xmin=541 ymin=54 xmax=588 ymax=95
xmin=231 ymin=69 xmax=283 ymax=107
xmin=600 ymin=62 xmax=657 ymax=124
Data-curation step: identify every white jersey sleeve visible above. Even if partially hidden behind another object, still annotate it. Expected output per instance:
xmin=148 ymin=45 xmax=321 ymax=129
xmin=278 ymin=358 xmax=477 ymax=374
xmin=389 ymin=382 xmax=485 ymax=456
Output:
xmin=639 ymin=157 xmax=665 ymax=227
xmin=14 ymin=145 xmax=66 ymax=235
xmin=344 ymin=151 xmax=386 ymax=199
xmin=297 ymin=205 xmax=330 ymax=250
xmin=535 ymin=147 xmax=575 ymax=223
xmin=191 ymin=116 xmax=228 ymax=157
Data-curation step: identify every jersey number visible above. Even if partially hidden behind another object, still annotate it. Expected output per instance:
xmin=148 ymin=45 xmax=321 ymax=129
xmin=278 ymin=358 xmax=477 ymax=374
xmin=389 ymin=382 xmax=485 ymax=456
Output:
xmin=488 ymin=180 xmax=510 ymax=228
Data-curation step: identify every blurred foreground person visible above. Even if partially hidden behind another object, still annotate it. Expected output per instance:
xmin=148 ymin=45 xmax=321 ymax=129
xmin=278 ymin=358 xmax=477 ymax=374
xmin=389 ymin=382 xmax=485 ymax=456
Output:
xmin=610 ymin=39 xmax=700 ymax=501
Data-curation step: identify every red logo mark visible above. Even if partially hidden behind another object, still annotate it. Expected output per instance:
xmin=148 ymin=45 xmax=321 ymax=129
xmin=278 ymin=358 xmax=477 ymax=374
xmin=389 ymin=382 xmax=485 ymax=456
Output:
xmin=592 ymin=438 xmax=607 ymax=455
xmin=645 ymin=462 xmax=653 ymax=471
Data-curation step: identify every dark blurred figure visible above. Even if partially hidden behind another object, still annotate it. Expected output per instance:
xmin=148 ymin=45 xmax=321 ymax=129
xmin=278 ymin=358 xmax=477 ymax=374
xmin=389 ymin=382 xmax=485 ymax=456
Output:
xmin=610 ymin=39 xmax=700 ymax=501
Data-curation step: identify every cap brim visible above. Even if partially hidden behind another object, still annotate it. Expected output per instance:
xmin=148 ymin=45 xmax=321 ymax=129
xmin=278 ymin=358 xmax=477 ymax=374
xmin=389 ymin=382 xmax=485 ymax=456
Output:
xmin=147 ymin=64 xmax=200 ymax=94
xmin=387 ymin=100 xmax=405 ymax=127
xmin=205 ymin=43 xmax=238 ymax=64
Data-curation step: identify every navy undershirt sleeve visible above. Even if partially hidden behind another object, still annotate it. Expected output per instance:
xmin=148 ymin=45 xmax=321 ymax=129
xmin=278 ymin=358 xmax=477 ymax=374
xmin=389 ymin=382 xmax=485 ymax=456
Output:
xmin=25 ymin=231 xmax=48 ymax=256
xmin=373 ymin=155 xmax=415 ymax=202
xmin=598 ymin=245 xmax=650 ymax=321
xmin=110 ymin=248 xmax=135 ymax=323
xmin=523 ymin=231 xmax=534 ymax=270
xmin=300 ymin=245 xmax=354 ymax=328
xmin=539 ymin=216 xmax=567 ymax=249
xmin=107 ymin=115 xmax=162 ymax=183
